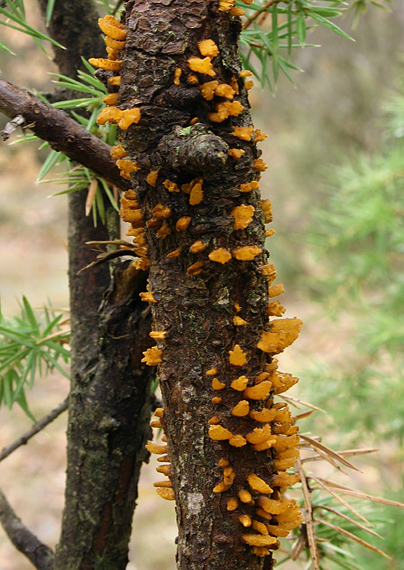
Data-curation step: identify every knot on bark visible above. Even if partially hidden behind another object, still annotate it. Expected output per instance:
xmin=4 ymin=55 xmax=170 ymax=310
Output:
xmin=157 ymin=124 xmax=229 ymax=173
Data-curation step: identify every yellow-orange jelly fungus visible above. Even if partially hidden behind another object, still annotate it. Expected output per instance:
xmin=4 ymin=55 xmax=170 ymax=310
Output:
xmin=145 ymin=409 xmax=176 ymax=501
xmin=103 ymin=92 xmax=118 ymax=106
xmin=254 ymin=158 xmax=268 ymax=172
xmin=89 ymin=57 xmax=122 ymax=71
xmin=110 ymin=144 xmax=127 ymax=159
xmin=188 ymin=56 xmax=216 ymax=77
xmin=202 ymin=191 xmax=303 ymax=555
xmin=208 ymin=248 xmax=232 ymax=264
xmin=176 ymin=216 xmax=192 ymax=231
xmin=189 ymin=179 xmax=204 ymax=205
xmin=230 ymin=7 xmax=246 ymax=17
xmin=173 ymin=67 xmax=182 ymax=86
xmin=146 ymin=169 xmax=159 ymax=187
xmin=229 ymin=345 xmax=247 ymax=366
xmin=233 ymin=315 xmax=247 ymax=326
xmin=240 ymin=180 xmax=260 ymax=193
xmin=104 ymin=35 xmax=125 ymax=50
xmin=108 ymin=76 xmax=121 ymax=86
xmin=231 ymin=204 xmax=255 ymax=230
xmin=257 ymin=318 xmax=303 ymax=355
xmin=198 ymin=39 xmax=219 ymax=58
xmin=98 ymin=14 xmax=126 ymax=40
xmin=219 ymin=0 xmax=236 ymax=11
xmin=231 ymin=125 xmax=254 ymax=141
xmin=190 ymin=240 xmax=206 ymax=254
xmin=232 ymin=246 xmax=261 ymax=261
xmin=208 ymin=100 xmax=244 ymax=123
xmin=228 ymin=148 xmax=245 ymax=160
xmin=200 ymin=80 xmax=219 ymax=101
xmin=163 ymin=179 xmax=180 ymax=193
xmin=215 ymin=83 xmax=235 ymax=99
xmin=96 ymin=106 xmax=141 ymax=130
xmin=141 ymin=346 xmax=162 ymax=366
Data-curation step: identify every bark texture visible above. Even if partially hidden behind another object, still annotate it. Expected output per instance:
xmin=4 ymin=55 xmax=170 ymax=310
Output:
xmin=107 ymin=1 xmax=302 ymax=569
xmin=55 ymin=192 xmax=154 ymax=569
xmin=33 ymin=1 xmax=155 ymax=568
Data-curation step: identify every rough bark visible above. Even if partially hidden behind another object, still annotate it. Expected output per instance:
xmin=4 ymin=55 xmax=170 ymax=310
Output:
xmin=32 ymin=1 xmax=154 ymax=568
xmin=0 ymin=77 xmax=131 ymax=192
xmin=54 ymin=189 xmax=154 ymax=569
xmin=52 ymin=187 xmax=154 ymax=570
xmin=112 ymin=2 xmax=301 ymax=569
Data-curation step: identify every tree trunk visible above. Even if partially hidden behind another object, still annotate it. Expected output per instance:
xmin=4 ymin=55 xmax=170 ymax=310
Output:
xmin=54 ymin=191 xmax=154 ymax=570
xmin=34 ymin=1 xmax=155 ymax=567
xmin=107 ymin=1 xmax=303 ymax=568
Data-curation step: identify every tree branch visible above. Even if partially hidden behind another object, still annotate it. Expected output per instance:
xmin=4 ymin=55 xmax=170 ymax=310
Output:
xmin=0 ymin=399 xmax=68 ymax=463
xmin=243 ymin=0 xmax=282 ymax=31
xmin=0 ymin=77 xmax=131 ymax=191
xmin=0 ymin=487 xmax=54 ymax=570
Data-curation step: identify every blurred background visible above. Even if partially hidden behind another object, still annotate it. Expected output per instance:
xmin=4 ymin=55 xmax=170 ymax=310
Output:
xmin=0 ymin=1 xmax=403 ymax=569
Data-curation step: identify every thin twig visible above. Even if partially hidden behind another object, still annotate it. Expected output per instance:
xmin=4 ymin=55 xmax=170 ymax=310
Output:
xmin=302 ymin=447 xmax=378 ymax=464
xmin=293 ymin=410 xmax=314 ymax=421
xmin=0 ymin=398 xmax=68 ymax=462
xmin=315 ymin=518 xmax=390 ymax=559
xmin=112 ymin=0 xmax=125 ymax=15
xmin=77 ymin=249 xmax=139 ymax=274
xmin=0 ymin=487 xmax=54 ymax=570
xmin=243 ymin=0 xmax=282 ymax=30
xmin=279 ymin=394 xmax=326 ymax=413
xmin=296 ymin=456 xmax=320 ymax=570
xmin=314 ymin=477 xmax=404 ymax=509
xmin=86 ymin=239 xmax=134 ymax=247
xmin=309 ymin=476 xmax=372 ymax=526
xmin=307 ymin=444 xmax=349 ymax=476
xmin=313 ymin=505 xmax=383 ymax=539
xmin=300 ymin=434 xmax=361 ymax=472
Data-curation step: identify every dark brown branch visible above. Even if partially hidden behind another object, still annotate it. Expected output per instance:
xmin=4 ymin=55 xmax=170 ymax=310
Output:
xmin=0 ymin=399 xmax=68 ymax=463
xmin=0 ymin=488 xmax=54 ymax=570
xmin=0 ymin=77 xmax=131 ymax=192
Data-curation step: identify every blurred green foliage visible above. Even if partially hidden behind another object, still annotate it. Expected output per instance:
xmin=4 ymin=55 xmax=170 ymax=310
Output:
xmin=302 ymin=77 xmax=404 ymax=443
xmin=0 ymin=297 xmax=70 ymax=420
xmin=298 ymin=61 xmax=404 ymax=570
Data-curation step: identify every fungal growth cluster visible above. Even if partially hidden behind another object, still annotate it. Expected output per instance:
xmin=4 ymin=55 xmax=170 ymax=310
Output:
xmin=91 ymin=2 xmax=303 ymax=567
